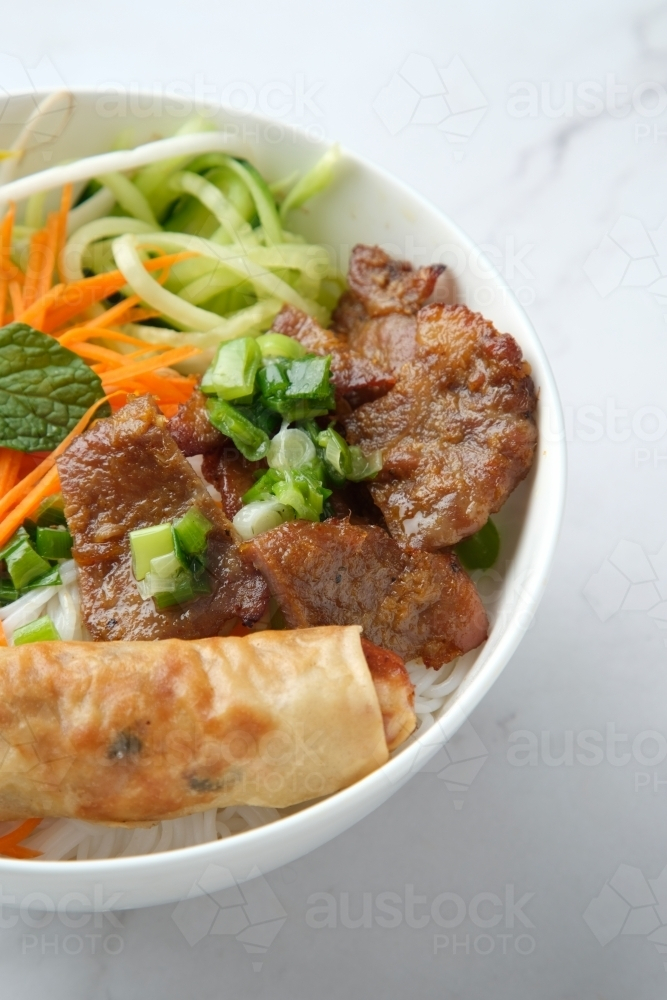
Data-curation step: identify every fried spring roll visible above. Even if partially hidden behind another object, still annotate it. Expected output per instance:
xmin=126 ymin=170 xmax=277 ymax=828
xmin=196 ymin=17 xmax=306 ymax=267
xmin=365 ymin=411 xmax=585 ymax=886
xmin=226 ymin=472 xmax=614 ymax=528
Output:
xmin=0 ymin=626 xmax=416 ymax=824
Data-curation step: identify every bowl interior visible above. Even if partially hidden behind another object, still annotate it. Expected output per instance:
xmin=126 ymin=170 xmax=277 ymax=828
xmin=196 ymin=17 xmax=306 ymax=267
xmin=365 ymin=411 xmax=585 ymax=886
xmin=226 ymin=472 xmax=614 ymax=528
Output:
xmin=0 ymin=91 xmax=565 ymax=908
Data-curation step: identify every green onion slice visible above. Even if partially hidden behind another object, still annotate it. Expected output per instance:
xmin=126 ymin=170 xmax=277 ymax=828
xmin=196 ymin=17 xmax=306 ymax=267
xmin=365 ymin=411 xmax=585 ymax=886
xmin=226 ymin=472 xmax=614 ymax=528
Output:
xmin=35 ymin=527 xmax=73 ymax=561
xmin=267 ymin=428 xmax=316 ymax=472
xmin=129 ymin=522 xmax=175 ymax=581
xmin=255 ymin=332 xmax=306 ymax=360
xmin=201 ymin=336 xmax=262 ymax=401
xmin=455 ymin=519 xmax=500 ymax=571
xmin=206 ymin=398 xmax=270 ymax=461
xmin=13 ymin=615 xmax=61 ymax=645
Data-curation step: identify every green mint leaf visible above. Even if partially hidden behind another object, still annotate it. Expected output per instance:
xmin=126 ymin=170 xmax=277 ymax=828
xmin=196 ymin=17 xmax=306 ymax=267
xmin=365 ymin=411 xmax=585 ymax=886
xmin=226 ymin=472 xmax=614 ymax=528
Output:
xmin=0 ymin=323 xmax=108 ymax=452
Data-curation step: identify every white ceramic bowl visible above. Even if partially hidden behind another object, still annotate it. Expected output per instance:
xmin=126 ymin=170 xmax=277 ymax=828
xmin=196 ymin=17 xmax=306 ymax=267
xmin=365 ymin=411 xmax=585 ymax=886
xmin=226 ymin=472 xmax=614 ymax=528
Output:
xmin=0 ymin=91 xmax=565 ymax=912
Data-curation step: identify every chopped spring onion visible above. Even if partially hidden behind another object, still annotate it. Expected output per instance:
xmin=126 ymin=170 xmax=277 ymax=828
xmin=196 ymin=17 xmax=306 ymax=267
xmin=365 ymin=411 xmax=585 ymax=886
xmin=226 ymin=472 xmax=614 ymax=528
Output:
xmin=271 ymin=469 xmax=329 ymax=521
xmin=255 ymin=332 xmax=306 ymax=360
xmin=317 ymin=427 xmax=352 ymax=483
xmin=173 ymin=507 xmax=213 ymax=557
xmin=35 ymin=527 xmax=73 ymax=561
xmin=0 ymin=580 xmax=18 ymax=605
xmin=149 ymin=551 xmax=182 ymax=580
xmin=232 ymin=500 xmax=295 ymax=541
xmin=242 ymin=469 xmax=284 ymax=504
xmin=455 ymin=519 xmax=500 ymax=571
xmin=260 ymin=355 xmax=334 ymax=420
xmin=285 ymin=356 xmax=333 ymax=399
xmin=200 ymin=336 xmax=262 ymax=401
xmin=267 ymin=428 xmax=316 ymax=472
xmin=347 ymin=446 xmax=383 ymax=482
xmin=138 ymin=570 xmax=211 ymax=609
xmin=206 ymin=397 xmax=270 ymax=461
xmin=22 ymin=565 xmax=62 ymax=591
xmin=35 ymin=493 xmax=67 ymax=528
xmin=130 ymin=522 xmax=175 ymax=581
xmin=5 ymin=539 xmax=51 ymax=590
xmin=13 ymin=614 xmax=61 ymax=645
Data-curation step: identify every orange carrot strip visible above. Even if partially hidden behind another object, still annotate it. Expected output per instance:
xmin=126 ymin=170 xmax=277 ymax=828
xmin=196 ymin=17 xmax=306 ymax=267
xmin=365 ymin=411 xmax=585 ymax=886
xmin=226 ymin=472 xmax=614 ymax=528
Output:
xmin=0 ymin=393 xmax=120 ymax=522
xmin=0 ymin=465 xmax=60 ymax=548
xmin=229 ymin=622 xmax=251 ymax=637
xmin=88 ymin=293 xmax=141 ymax=328
xmin=55 ymin=183 xmax=72 ymax=283
xmin=0 ymin=818 xmax=41 ymax=844
xmin=0 ymin=448 xmax=23 ymax=496
xmin=125 ymin=307 xmax=160 ymax=323
xmin=100 ymin=346 xmax=199 ymax=385
xmin=22 ymin=227 xmax=49 ymax=309
xmin=130 ymin=372 xmax=196 ymax=403
xmin=41 ymin=250 xmax=197 ymax=333
xmin=35 ymin=213 xmax=59 ymax=300
xmin=0 ymin=818 xmax=42 ymax=859
xmin=8 ymin=281 xmax=23 ymax=317
xmin=1 ymin=845 xmax=42 ymax=859
xmin=0 ymin=621 xmax=7 ymax=647
xmin=0 ymin=277 xmax=7 ymax=327
xmin=58 ymin=327 xmax=176 ymax=350
xmin=0 ymin=203 xmax=15 ymax=280
xmin=67 ymin=342 xmax=163 ymax=368
xmin=18 ymin=282 xmax=65 ymax=328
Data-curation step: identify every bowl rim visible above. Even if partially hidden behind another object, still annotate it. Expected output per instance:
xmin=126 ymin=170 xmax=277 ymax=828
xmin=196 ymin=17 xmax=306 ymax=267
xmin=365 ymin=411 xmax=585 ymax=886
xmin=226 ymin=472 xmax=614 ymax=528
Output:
xmin=0 ymin=90 xmax=566 ymax=881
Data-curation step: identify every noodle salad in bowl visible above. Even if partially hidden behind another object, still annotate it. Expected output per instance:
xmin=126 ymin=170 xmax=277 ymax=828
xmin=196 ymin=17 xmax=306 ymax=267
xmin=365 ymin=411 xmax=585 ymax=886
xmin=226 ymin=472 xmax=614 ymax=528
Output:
xmin=0 ymin=92 xmax=563 ymax=909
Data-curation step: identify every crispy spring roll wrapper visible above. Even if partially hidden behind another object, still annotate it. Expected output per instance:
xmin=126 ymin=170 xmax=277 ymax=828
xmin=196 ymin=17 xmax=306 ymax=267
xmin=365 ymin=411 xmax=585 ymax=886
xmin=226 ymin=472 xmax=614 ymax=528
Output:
xmin=0 ymin=626 xmax=416 ymax=825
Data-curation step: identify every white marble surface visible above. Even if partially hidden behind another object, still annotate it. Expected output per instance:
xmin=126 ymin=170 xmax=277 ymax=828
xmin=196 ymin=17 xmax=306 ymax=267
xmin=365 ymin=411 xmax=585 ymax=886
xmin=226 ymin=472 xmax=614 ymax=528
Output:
xmin=2 ymin=0 xmax=667 ymax=995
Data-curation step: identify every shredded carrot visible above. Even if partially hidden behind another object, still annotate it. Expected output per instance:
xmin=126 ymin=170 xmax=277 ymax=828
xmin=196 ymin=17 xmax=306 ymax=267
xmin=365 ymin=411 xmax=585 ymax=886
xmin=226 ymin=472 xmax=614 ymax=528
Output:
xmin=8 ymin=280 xmax=23 ymax=317
xmin=0 ymin=819 xmax=42 ymax=859
xmin=86 ymin=293 xmax=141 ymax=328
xmin=58 ymin=326 xmax=176 ymax=351
xmin=0 ymin=448 xmax=23 ymax=496
xmin=22 ymin=227 xmax=48 ymax=309
xmin=66 ymin=341 xmax=161 ymax=369
xmin=100 ymin=345 xmax=199 ymax=386
xmin=0 ymin=621 xmax=7 ymax=648
xmin=0 ymin=278 xmax=7 ymax=327
xmin=125 ymin=307 xmax=160 ymax=324
xmin=0 ymin=466 xmax=60 ymax=548
xmin=0 ymin=393 xmax=120 ymax=524
xmin=40 ymin=251 xmax=197 ymax=333
xmin=0 ymin=204 xmax=16 ymax=280
xmin=18 ymin=282 xmax=65 ymax=328
xmin=55 ymin=183 xmax=72 ymax=283
xmin=35 ymin=212 xmax=59 ymax=301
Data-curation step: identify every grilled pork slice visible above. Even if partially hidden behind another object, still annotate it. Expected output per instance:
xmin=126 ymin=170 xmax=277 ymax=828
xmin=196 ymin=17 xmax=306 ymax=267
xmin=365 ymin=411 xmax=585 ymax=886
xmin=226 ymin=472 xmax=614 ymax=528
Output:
xmin=167 ymin=388 xmax=226 ymax=457
xmin=201 ymin=447 xmax=265 ymax=520
xmin=57 ymin=395 xmax=268 ymax=641
xmin=343 ymin=303 xmax=538 ymax=550
xmin=271 ymin=304 xmax=395 ymax=408
xmin=241 ymin=519 xmax=488 ymax=668
xmin=332 ymin=244 xmax=449 ymax=374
